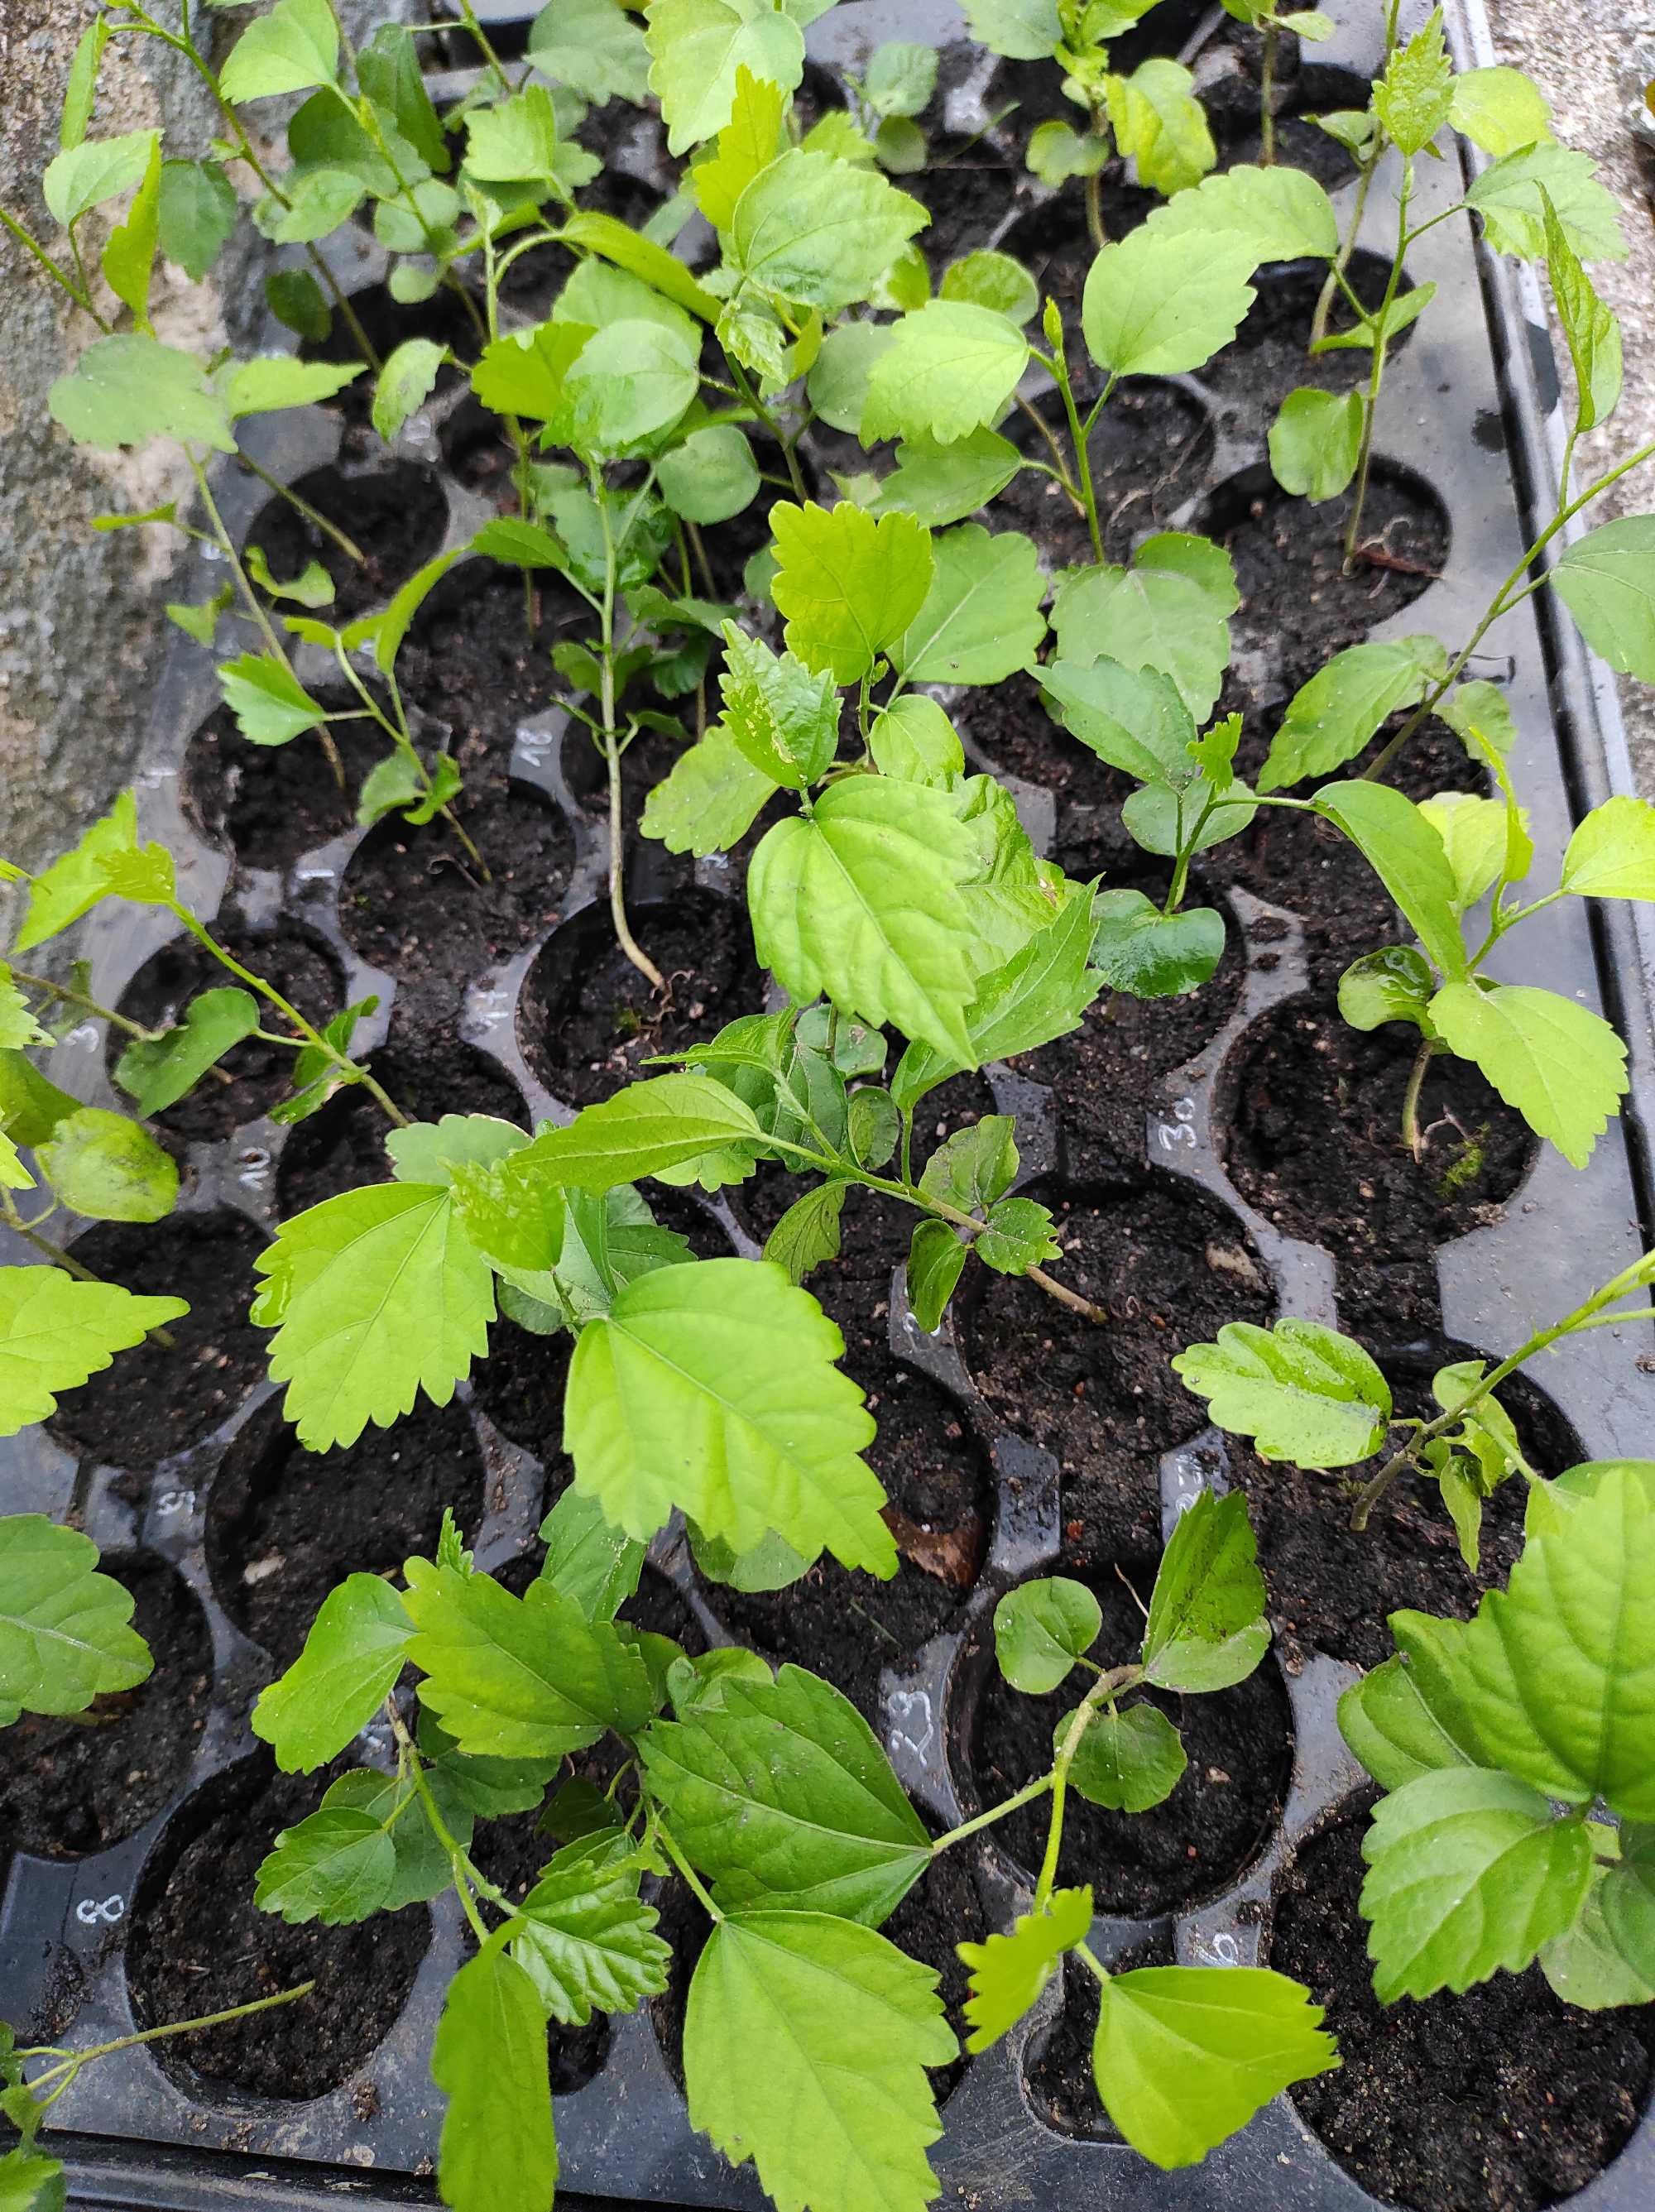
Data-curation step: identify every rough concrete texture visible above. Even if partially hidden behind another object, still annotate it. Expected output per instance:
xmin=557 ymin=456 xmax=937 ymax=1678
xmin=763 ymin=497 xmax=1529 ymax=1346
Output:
xmin=1486 ymin=0 xmax=1655 ymax=791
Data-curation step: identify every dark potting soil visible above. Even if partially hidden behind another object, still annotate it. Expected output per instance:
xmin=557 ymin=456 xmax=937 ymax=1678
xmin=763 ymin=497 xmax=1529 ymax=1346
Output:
xmin=182 ymin=702 xmax=384 ymax=874
xmin=49 ymin=1212 xmax=270 ymax=1468
xmin=464 ymin=1317 xmax=573 ymax=1471
xmin=205 ymin=1392 xmax=486 ymax=1667
xmin=1221 ymin=110 xmax=1361 ymax=190
xmin=126 ymin=1757 xmax=430 ymax=2101
xmin=112 ymin=922 xmax=344 ymax=1143
xmin=519 ymin=889 xmax=765 ymax=1107
xmin=0 ymin=1552 xmax=213 ymax=1859
xmin=1224 ymin=995 xmax=1536 ymax=1337
xmin=396 ymin=559 xmax=588 ymax=749
xmin=300 ymin=283 xmax=477 ymax=423
xmin=997 ymin=180 xmax=1161 ymax=348
xmin=245 ymin=463 xmax=449 ymax=622
xmin=963 ymin=1178 xmax=1274 ymax=1560
xmin=1274 ymin=1811 xmax=1655 ymax=2212
xmin=338 ymin=769 xmax=576 ymax=990
xmin=967 ymin=1564 xmax=1293 ymax=1915
xmin=274 ymin=1027 xmax=530 ymax=1218
xmin=1199 ymin=250 xmax=1417 ymax=410
xmin=1024 ymin=1927 xmax=1177 ymax=2138
xmin=995 ymin=379 xmax=1216 ymax=569
xmin=462 ymin=1806 xmax=612 ymax=2094
xmin=908 ymin=150 xmax=1024 ymax=269
xmin=954 ymin=669 xmax=1132 ymax=813
xmin=1240 ymin=1354 xmax=1582 ymax=1672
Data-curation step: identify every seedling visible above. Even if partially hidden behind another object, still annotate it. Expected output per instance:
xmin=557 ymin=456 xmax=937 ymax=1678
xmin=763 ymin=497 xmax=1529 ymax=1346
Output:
xmin=1220 ymin=1 xmax=1335 ymax=166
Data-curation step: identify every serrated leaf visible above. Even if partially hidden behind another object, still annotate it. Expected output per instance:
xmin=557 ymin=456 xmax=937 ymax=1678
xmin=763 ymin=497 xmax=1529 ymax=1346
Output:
xmin=34 ymin=1108 xmax=176 ymax=1224
xmin=994 ymin=1576 xmax=1100 ymax=1693
xmin=1542 ymin=1859 xmax=1655 ymax=2009
xmin=101 ymin=135 xmax=161 ymax=330
xmin=1374 ymin=8 xmax=1451 ymax=155
xmin=1360 ymin=1768 xmax=1592 ymax=1999
xmin=1449 ymin=65 xmax=1552 ymax=156
xmin=1269 ymin=386 xmax=1363 ymax=503
xmin=1173 ymin=1318 xmax=1392 ymax=1470
xmin=221 ymin=0 xmax=338 ymax=103
xmin=861 ymin=301 xmax=1029 ymax=448
xmin=12 ymin=791 xmax=166 ymax=952
xmin=976 ymin=1194 xmax=1060 ymax=1274
xmin=717 ymin=622 xmax=839 ymax=785
xmin=1428 ymin=979 xmax=1625 ymax=1168
xmin=941 ymin=250 xmax=1038 ymax=324
xmin=1082 ymin=228 xmax=1257 ymax=378
xmin=693 ymin=64 xmax=787 ymax=229
xmin=254 ymin=1807 xmax=393 ymax=1925
xmin=770 ymin=501 xmax=933 ymax=684
xmin=647 ymin=0 xmax=805 ymax=154
xmin=1142 ymin=1489 xmax=1269 ymax=1692
xmin=1141 ymin=162 xmax=1339 ymax=262
xmin=641 ymin=727 xmax=775 ymax=855
xmin=1420 ymin=793 xmax=1519 ymax=911
xmin=564 ymin=318 xmax=700 ymax=450
xmin=432 ymin=1941 xmax=557 ymax=2212
xmin=1259 ymin=637 xmax=1446 ymax=791
xmin=529 ymin=0 xmax=651 ymax=105
xmin=42 ymin=129 xmax=156 ymax=227
xmin=1105 ymin=57 xmax=1215 ymax=196
xmin=867 ymin=694 xmax=966 ymax=787
xmin=640 ymin=1663 xmax=931 ymax=1921
xmin=1599 ymin=1827 xmax=1655 ymax=1989
xmin=961 ymin=0 xmax=1060 ymax=58
xmin=960 ymin=1888 xmax=1092 ymax=2053
xmin=509 ymin=1077 xmax=765 ymax=1195
xmin=251 ymin=1574 xmax=414 ymax=1772
xmin=254 ymin=1184 xmax=496 ymax=1450
xmin=1091 ymin=1965 xmax=1340 ymax=2168
xmin=0 ymin=1514 xmax=152 ymax=1725
xmin=1051 ymin=538 xmax=1237 ymax=722
xmin=218 ymin=652 xmax=328 ymax=747
xmin=0 ymin=2147 xmax=65 ymax=2212
xmin=919 ymin=1113 xmax=1017 ymax=1215
xmin=1553 ymin=517 xmax=1655 ymax=680
xmin=1312 ymin=780 xmax=1468 ymax=980
xmin=537 ymin=1487 xmax=644 ymax=1625
xmin=869 ymin=425 xmax=1024 ymax=530
xmin=762 ymin=1180 xmax=847 ymax=1284
xmin=685 ymin=1911 xmax=952 ymax=2212
xmin=1338 ymin=1630 xmax=1480 ymax=1795
xmin=510 ymin=1838 xmax=669 ymax=2022
xmin=1027 ymin=119 xmax=1111 ymax=185
xmin=1466 ymin=142 xmax=1624 ymax=263
xmin=891 ymin=523 xmax=1045 ymax=685
xmin=1561 ymin=794 xmax=1655 ymax=899
xmin=732 ymin=148 xmax=927 ymax=313
xmin=1067 ymin=1700 xmax=1187 ymax=1811
xmin=472 ymin=318 xmax=591 ymax=425
xmin=566 ymin=1257 xmax=891 ymax=1572
xmin=113 ymin=987 xmax=258 ymax=1116
xmin=1542 ymin=192 xmax=1620 ymax=437
xmin=48 ymin=334 xmax=234 ymax=454
xmin=463 ymin=84 xmax=561 ymax=182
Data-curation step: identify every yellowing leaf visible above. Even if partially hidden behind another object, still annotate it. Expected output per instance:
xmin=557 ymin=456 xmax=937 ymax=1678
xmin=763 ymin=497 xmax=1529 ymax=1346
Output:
xmin=770 ymin=501 xmax=933 ymax=684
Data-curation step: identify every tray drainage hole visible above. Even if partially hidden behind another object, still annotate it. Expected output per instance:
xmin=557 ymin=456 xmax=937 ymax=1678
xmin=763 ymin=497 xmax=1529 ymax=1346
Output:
xmin=0 ymin=1550 xmax=211 ymax=1859
xmin=49 ymin=1210 xmax=271 ymax=1468
xmin=182 ymin=691 xmax=386 ymax=874
xmin=243 ymin=462 xmax=449 ymax=624
xmin=961 ymin=1560 xmax=1293 ymax=1917
xmin=1273 ymin=1807 xmax=1655 ymax=2211
xmin=205 ymin=1393 xmax=486 ymax=1668
xmin=125 ymin=1754 xmax=430 ymax=2102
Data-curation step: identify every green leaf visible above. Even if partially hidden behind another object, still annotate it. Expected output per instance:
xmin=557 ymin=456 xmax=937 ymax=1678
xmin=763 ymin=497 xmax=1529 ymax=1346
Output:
xmin=1553 ymin=517 xmax=1655 ymax=680
xmin=1259 ymin=637 xmax=1445 ymax=791
xmin=1360 ymin=1768 xmax=1592 ymax=1999
xmin=472 ymin=318 xmax=590 ymax=423
xmin=994 ymin=1576 xmax=1101 ymax=1693
xmin=868 ymin=694 xmax=966 ymax=787
xmin=941 ymin=250 xmax=1039 ymax=324
xmin=244 ymin=545 xmax=333 ymax=609
xmin=1373 ymin=8 xmax=1451 ymax=155
xmin=1082 ymin=228 xmax=1258 ymax=378
xmin=864 ymin=41 xmax=937 ymax=118
xmin=254 ymin=1806 xmax=393 ymax=1925
xmin=1089 ymin=890 xmax=1225 ymax=1000
xmin=693 ymin=65 xmax=788 ymax=229
xmin=559 ymin=209 xmax=723 ymax=328
xmin=1067 ymin=1700 xmax=1187 ymax=1811
xmin=641 ymin=727 xmax=775 ymax=855
xmin=529 ymin=0 xmax=651 ymax=105
xmin=357 ymin=22 xmax=449 ymax=173
xmin=962 ymin=0 xmax=1061 ymax=59
xmin=0 ymin=1514 xmax=152 ymax=1725
xmin=113 ymin=987 xmax=258 ymax=1116
xmin=405 ymin=1559 xmax=655 ymax=1760
xmin=732 ymin=148 xmax=928 ymax=313
xmin=892 ymin=523 xmax=1045 ymax=685
xmin=1428 ymin=979 xmax=1625 ymax=1168
xmin=1026 ymin=121 xmax=1111 ymax=187
xmin=1449 ymin=64 xmax=1552 ymax=156
xmin=1599 ymin=1827 xmax=1655 ymax=1989
xmin=372 ymin=338 xmax=449 ymax=444
xmin=808 ymin=320 xmax=895 ymax=433
xmin=1142 ymin=1489 xmax=1269 ymax=1692
xmin=1269 ymin=386 xmax=1362 ymax=503
xmin=563 ymin=319 xmax=699 ymax=451
xmin=1562 ymin=794 xmax=1655 ymax=899
xmin=640 ymin=1663 xmax=931 ymax=1921
xmin=770 ymin=501 xmax=933 ymax=685
xmin=1105 ymin=57 xmax=1216 ymax=196
xmin=976 ymin=1194 xmax=1059 ymax=1274
xmin=251 ymin=1574 xmax=414 ymax=1773
xmin=1454 ymin=1464 xmax=1655 ymax=1818
xmin=1141 ymin=161 xmax=1339 ymax=262
xmin=266 ymin=267 xmax=333 ymax=342
xmin=0 ymin=2148 xmax=65 ymax=2212
xmin=11 ymin=791 xmax=167 ymax=952
xmin=221 ymin=0 xmax=339 ymax=102
xmin=659 ymin=424 xmax=760 ymax=524
xmin=509 ymin=1076 xmax=765 ymax=1192
xmin=959 ymin=1888 xmax=1093 ymax=2052
xmin=1420 ymin=793 xmax=1518 ymax=911
xmin=750 ymin=775 xmax=986 ymax=1063
xmin=1312 ymin=780 xmax=1469 ymax=980
xmin=34 ymin=1108 xmax=176 ymax=1224
xmin=1173 ymin=1319 xmax=1393 ymax=1469
xmin=102 ymin=137 xmax=161 ymax=330
xmin=42 ymin=129 xmax=157 ymax=227
xmin=431 ymin=1941 xmax=557 ymax=2212
xmin=537 ymin=1487 xmax=644 ymax=1624
xmin=1091 ymin=1965 xmax=1340 ymax=2169
xmin=59 ymin=17 xmax=108 ymax=151
xmin=1337 ymin=1624 xmax=1480 ymax=1792
xmin=861 ymin=301 xmax=1029 ymax=448
xmin=685 ymin=1911 xmax=953 ymax=2212
xmin=1466 ymin=142 xmax=1624 ymax=263
xmin=906 ymin=1218 xmax=967 ymax=1332
xmin=254 ymin=1184 xmax=496 ymax=1451
xmin=508 ymin=1835 xmax=669 ymax=2021
xmin=218 ymin=652 xmax=327 ymax=746
xmin=463 ymin=84 xmax=561 ymax=182
xmin=646 ymin=0 xmax=805 ymax=153
xmin=918 ymin=1113 xmax=1017 ymax=1216
xmin=1542 ymin=1859 xmax=1655 ymax=2009
xmin=716 ymin=626 xmax=839 ymax=789
xmin=762 ymin=1180 xmax=847 ymax=1285
xmin=1542 ymin=191 xmax=1621 ymax=437
xmin=567 ymin=1256 xmax=891 ymax=1572
xmin=1050 ymin=536 xmax=1238 ymax=722
xmin=48 ymin=334 xmax=234 ymax=454
xmin=869 ymin=426 xmax=1024 ymax=530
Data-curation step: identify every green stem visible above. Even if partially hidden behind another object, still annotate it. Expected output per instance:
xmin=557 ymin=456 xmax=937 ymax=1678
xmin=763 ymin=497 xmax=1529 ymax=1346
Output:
xmin=1084 ymin=166 xmax=1105 ymax=252
xmin=21 ymin=1980 xmax=314 ymax=2104
xmin=1399 ymin=1034 xmax=1437 ymax=1160
xmin=930 ymin=1774 xmax=1054 ymax=1855
xmin=1053 ymin=347 xmax=1108 ymax=564
xmin=1036 ymin=1663 xmax=1142 ymax=1909
xmin=0 ymin=204 xmax=103 ymax=321
xmin=1014 ymin=390 xmax=1082 ymax=502
xmin=595 ymin=471 xmax=664 ymax=989
xmin=725 ymin=354 xmax=807 ymax=500
xmin=1343 ymin=160 xmax=1412 ymax=565
xmin=654 ymin=1816 xmax=723 ymax=1921
xmin=237 ymin=449 xmax=366 ymax=567
xmin=1259 ymin=24 xmax=1278 ymax=166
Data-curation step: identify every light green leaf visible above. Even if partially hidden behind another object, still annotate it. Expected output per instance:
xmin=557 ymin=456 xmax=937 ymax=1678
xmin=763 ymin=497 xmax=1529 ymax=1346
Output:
xmin=863 ymin=41 xmax=937 ymax=118
xmin=941 ymin=250 xmax=1038 ymax=324
xmin=861 ymin=301 xmax=1029 ymax=447
xmin=808 ymin=320 xmax=895 ymax=433
xmin=906 ymin=1218 xmax=967 ymax=1333
xmin=101 ymin=136 xmax=161 ymax=330
xmin=536 ymin=1488 xmax=644 ymax=1626
xmin=559 ymin=208 xmax=723 ymax=326
xmin=59 ymin=17 xmax=108 ymax=152
xmin=1599 ymin=1828 xmax=1655 ymax=1991
xmin=1466 ymin=142 xmax=1625 ymax=262
xmin=693 ymin=65 xmax=787 ymax=229
xmin=1082 ymin=228 xmax=1257 ymax=378
xmin=372 ymin=338 xmax=449 ymax=443
xmin=994 ymin=1576 xmax=1101 ymax=1694
xmin=0 ymin=1514 xmax=152 ymax=1725
xmin=1542 ymin=192 xmax=1621 ymax=437
xmin=34 ymin=1108 xmax=175 ymax=1224
xmin=254 ymin=1183 xmax=496 ymax=1450
xmin=471 ymin=317 xmax=591 ymax=422
xmin=510 ymin=1836 xmax=669 ymax=2021
xmin=749 ymin=775 xmax=985 ymax=1063
xmin=1449 ymin=65 xmax=1552 ymax=156
xmin=251 ymin=1574 xmax=414 ymax=1773
xmin=1173 ymin=1317 xmax=1391 ymax=1468
xmin=868 ymin=694 xmax=966 ymax=786
xmin=659 ymin=424 xmax=760 ymax=523
xmin=1089 ymin=890 xmax=1226 ymax=1000
xmin=770 ymin=501 xmax=933 ymax=685
xmin=221 ymin=0 xmax=339 ymax=103
xmin=685 ymin=1911 xmax=953 ymax=2212
xmin=1561 ymin=794 xmax=1655 ymax=899
xmin=1337 ymin=1626 xmax=1481 ymax=1794
xmin=42 ymin=129 xmax=157 ymax=228
xmin=12 ymin=790 xmax=167 ymax=952
xmin=732 ymin=147 xmax=927 ymax=313
xmin=1027 ymin=120 xmax=1111 ymax=186
xmin=1336 ymin=946 xmax=1433 ymax=1040
xmin=640 ymin=727 xmax=775 ymax=855
xmin=529 ymin=0 xmax=651 ymax=105
xmin=114 ymin=987 xmax=259 ymax=1116
xmin=1050 ymin=535 xmax=1237 ymax=722
xmin=511 ymin=1076 xmax=765 ymax=1196
xmin=961 ymin=0 xmax=1061 ymax=59
xmin=1269 ymin=386 xmax=1362 ymax=503
xmin=1420 ymin=793 xmax=1519 ymax=911
xmin=640 ymin=1663 xmax=931 ymax=1922
xmin=565 ymin=317 xmax=700 ymax=449
xmin=1105 ymin=57 xmax=1216 ymax=196
xmin=1142 ymin=1489 xmax=1269 ymax=1692
xmin=869 ymin=425 xmax=1024 ymax=530
xmin=0 ymin=2148 xmax=65 ymax=2212
xmin=762 ymin=1180 xmax=847 ymax=1285
xmin=254 ymin=1806 xmax=392 ymax=1925
xmin=566 ymin=1256 xmax=891 ymax=1572
xmin=1542 ymin=1860 xmax=1655 ymax=2009
xmin=1091 ymin=1966 xmax=1340 ymax=2169
xmin=647 ymin=0 xmax=805 ymax=154
xmin=218 ymin=652 xmax=328 ymax=746
xmin=1312 ymin=780 xmax=1469 ymax=979
xmin=976 ymin=1194 xmax=1060 ymax=1274
xmin=1259 ymin=637 xmax=1446 ymax=791
xmin=1141 ymin=161 xmax=1339 ymax=262
xmin=892 ymin=522 xmax=1045 ymax=685
xmin=1067 ymin=1700 xmax=1187 ymax=1811
xmin=1553 ymin=516 xmax=1655 ymax=680
xmin=1360 ymin=1768 xmax=1592 ymax=1999
xmin=959 ymin=1888 xmax=1093 ymax=2052
xmin=1374 ymin=9 xmax=1452 ymax=156
xmin=463 ymin=84 xmax=561 ymax=181
xmin=431 ymin=1942 xmax=558 ymax=2212
xmin=1428 ymin=979 xmax=1625 ymax=1168
xmin=48 ymin=333 xmax=234 ymax=454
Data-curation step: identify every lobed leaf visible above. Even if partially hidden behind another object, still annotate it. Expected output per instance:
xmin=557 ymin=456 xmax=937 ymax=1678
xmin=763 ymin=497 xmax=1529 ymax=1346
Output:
xmin=959 ymin=1888 xmax=1093 ymax=2052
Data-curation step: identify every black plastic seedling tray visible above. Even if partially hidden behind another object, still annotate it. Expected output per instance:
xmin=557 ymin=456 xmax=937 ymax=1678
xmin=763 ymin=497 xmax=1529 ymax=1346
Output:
xmin=5 ymin=1 xmax=1655 ymax=2206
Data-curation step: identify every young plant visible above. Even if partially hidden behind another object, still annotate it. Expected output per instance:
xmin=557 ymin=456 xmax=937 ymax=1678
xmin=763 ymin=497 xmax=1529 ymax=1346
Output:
xmin=1219 ymin=0 xmax=1335 ymax=166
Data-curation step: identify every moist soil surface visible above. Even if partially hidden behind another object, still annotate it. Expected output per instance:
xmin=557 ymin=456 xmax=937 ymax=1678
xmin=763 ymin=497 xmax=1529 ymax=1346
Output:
xmin=206 ymin=1394 xmax=486 ymax=1667
xmin=49 ymin=1212 xmax=270 ymax=1469
xmin=1274 ymin=1811 xmax=1655 ymax=2212
xmin=0 ymin=1552 xmax=213 ymax=1858
xmin=995 ymin=380 xmax=1215 ymax=569
xmin=184 ymin=704 xmax=384 ymax=874
xmin=396 ymin=560 xmax=586 ymax=748
xmin=968 ymin=1560 xmax=1292 ymax=1916
xmin=247 ymin=463 xmax=449 ymax=621
xmin=127 ymin=1757 xmax=430 ymax=2101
